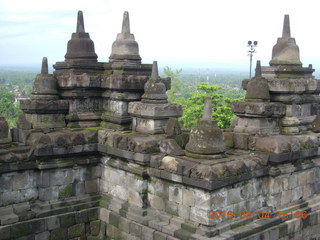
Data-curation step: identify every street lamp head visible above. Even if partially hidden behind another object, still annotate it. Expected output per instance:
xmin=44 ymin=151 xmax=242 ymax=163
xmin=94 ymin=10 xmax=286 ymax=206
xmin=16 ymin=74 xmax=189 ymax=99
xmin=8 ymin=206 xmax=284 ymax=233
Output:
xmin=248 ymin=40 xmax=252 ymax=45
xmin=254 ymin=41 xmax=258 ymax=46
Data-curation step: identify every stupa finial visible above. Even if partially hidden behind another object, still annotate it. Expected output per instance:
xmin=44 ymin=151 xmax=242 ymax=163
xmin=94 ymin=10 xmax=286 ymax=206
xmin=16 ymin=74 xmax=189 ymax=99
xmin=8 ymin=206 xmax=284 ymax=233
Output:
xmin=202 ymin=97 xmax=212 ymax=121
xmin=282 ymin=14 xmax=291 ymax=38
xmin=122 ymin=11 xmax=130 ymax=34
xmin=41 ymin=57 xmax=48 ymax=74
xmin=76 ymin=11 xmax=85 ymax=33
xmin=151 ymin=61 xmax=159 ymax=79
xmin=255 ymin=60 xmax=262 ymax=77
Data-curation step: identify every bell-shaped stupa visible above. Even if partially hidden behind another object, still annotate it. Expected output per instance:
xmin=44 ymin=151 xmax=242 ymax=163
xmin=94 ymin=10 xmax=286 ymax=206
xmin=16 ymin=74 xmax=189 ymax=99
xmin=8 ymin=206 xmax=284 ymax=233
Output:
xmin=65 ymin=11 xmax=98 ymax=62
xmin=31 ymin=57 xmax=59 ymax=100
xmin=245 ymin=61 xmax=270 ymax=102
xmin=269 ymin=15 xmax=302 ymax=66
xmin=141 ymin=61 xmax=168 ymax=103
xmin=185 ymin=97 xmax=226 ymax=158
xmin=109 ymin=11 xmax=141 ymax=63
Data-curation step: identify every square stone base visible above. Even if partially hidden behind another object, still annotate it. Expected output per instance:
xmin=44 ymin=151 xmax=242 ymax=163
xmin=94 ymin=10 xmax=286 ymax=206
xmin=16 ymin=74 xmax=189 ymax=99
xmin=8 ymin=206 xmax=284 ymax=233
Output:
xmin=132 ymin=117 xmax=167 ymax=134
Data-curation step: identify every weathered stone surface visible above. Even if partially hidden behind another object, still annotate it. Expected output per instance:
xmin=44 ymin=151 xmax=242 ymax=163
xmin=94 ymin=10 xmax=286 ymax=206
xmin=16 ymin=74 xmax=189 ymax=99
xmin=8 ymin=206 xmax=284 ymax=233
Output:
xmin=186 ymin=97 xmax=225 ymax=156
xmin=20 ymin=100 xmax=68 ymax=114
xmin=109 ymin=11 xmax=141 ymax=63
xmin=232 ymin=101 xmax=285 ymax=117
xmin=142 ymin=61 xmax=168 ymax=103
xmin=269 ymin=15 xmax=302 ymax=66
xmin=65 ymin=11 xmax=98 ymax=62
xmin=129 ymin=102 xmax=182 ymax=119
xmin=165 ymin=118 xmax=182 ymax=137
xmin=159 ymin=139 xmax=184 ymax=156
xmin=233 ymin=117 xmax=280 ymax=135
xmin=68 ymin=223 xmax=85 ymax=238
xmin=31 ymin=57 xmax=59 ymax=100
xmin=186 ymin=120 xmax=225 ymax=155
xmin=245 ymin=61 xmax=270 ymax=101
xmin=0 ymin=117 xmax=10 ymax=148
xmin=18 ymin=114 xmax=32 ymax=130
xmin=249 ymin=135 xmax=300 ymax=154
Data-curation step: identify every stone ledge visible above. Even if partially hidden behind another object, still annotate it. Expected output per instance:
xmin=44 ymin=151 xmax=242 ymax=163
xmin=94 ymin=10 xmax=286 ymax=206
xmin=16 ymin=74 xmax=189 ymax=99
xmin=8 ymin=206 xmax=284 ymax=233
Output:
xmin=20 ymin=99 xmax=69 ymax=114
xmin=233 ymin=101 xmax=286 ymax=117
xmin=98 ymin=144 xmax=151 ymax=165
xmin=147 ymin=154 xmax=268 ymax=191
xmin=129 ymin=102 xmax=183 ymax=119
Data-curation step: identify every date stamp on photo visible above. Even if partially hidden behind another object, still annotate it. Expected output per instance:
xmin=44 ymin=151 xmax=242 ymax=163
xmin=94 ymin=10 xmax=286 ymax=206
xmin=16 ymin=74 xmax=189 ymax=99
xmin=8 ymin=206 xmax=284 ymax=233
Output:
xmin=208 ymin=210 xmax=308 ymax=220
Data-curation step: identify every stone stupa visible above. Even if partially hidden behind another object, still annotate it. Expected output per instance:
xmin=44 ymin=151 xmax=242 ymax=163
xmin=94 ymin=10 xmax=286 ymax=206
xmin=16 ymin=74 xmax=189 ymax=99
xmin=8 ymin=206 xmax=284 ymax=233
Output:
xmin=109 ymin=11 xmax=141 ymax=64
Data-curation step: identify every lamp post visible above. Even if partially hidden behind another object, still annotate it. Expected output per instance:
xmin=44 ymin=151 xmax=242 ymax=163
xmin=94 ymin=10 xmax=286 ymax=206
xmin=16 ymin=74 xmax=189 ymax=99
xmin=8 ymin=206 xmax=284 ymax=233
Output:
xmin=247 ymin=40 xmax=258 ymax=78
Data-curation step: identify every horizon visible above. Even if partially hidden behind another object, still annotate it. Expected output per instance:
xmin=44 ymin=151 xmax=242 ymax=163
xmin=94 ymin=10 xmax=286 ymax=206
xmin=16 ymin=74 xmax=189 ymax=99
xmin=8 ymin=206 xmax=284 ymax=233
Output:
xmin=1 ymin=0 xmax=320 ymax=76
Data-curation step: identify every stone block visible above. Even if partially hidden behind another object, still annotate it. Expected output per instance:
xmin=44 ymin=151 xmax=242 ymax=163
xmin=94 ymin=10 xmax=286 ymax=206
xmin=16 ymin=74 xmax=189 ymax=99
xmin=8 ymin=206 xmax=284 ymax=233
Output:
xmin=190 ymin=207 xmax=214 ymax=225
xmin=13 ymin=202 xmax=30 ymax=214
xmin=141 ymin=225 xmax=155 ymax=240
xmin=233 ymin=132 xmax=249 ymax=150
xmin=39 ymin=186 xmax=59 ymax=201
xmin=148 ymin=194 xmax=165 ymax=211
xmin=59 ymin=213 xmax=76 ymax=228
xmin=194 ymin=189 xmax=211 ymax=210
xmin=75 ymin=210 xmax=88 ymax=224
xmin=90 ymin=220 xmax=101 ymax=236
xmin=129 ymin=222 xmax=142 ymax=237
xmin=73 ymin=181 xmax=85 ymax=195
xmin=85 ymin=179 xmax=99 ymax=194
xmin=0 ymin=173 xmax=12 ymax=193
xmin=110 ymin=185 xmax=128 ymax=201
xmin=68 ymin=223 xmax=85 ymax=239
xmin=12 ymin=171 xmax=32 ymax=190
xmin=160 ymin=156 xmax=179 ymax=173
xmin=169 ymin=186 xmax=183 ymax=204
xmin=35 ymin=231 xmax=50 ymax=240
xmin=178 ymin=204 xmax=191 ymax=220
xmin=249 ymin=135 xmax=300 ymax=154
xmin=266 ymin=193 xmax=281 ymax=209
xmin=118 ymin=216 xmax=130 ymax=233
xmin=25 ymin=113 xmax=66 ymax=129
xmin=286 ymin=104 xmax=311 ymax=117
xmin=233 ymin=101 xmax=285 ymax=117
xmin=165 ymin=200 xmax=178 ymax=216
xmin=88 ymin=208 xmax=99 ymax=221
xmin=153 ymin=231 xmax=168 ymax=240
xmin=50 ymin=228 xmax=68 ymax=240
xmin=129 ymin=102 xmax=182 ymax=119
xmin=0 ymin=213 xmax=19 ymax=225
xmin=182 ymin=188 xmax=195 ymax=206
xmin=50 ymin=169 xmax=73 ymax=186
xmin=128 ymin=189 xmax=143 ymax=207
xmin=132 ymin=117 xmax=168 ymax=134
xmin=234 ymin=117 xmax=280 ymax=135
xmin=165 ymin=118 xmax=182 ymax=137
xmin=109 ymin=212 xmax=119 ymax=228
xmin=211 ymin=189 xmax=227 ymax=209
xmin=99 ymin=208 xmax=110 ymax=223
xmin=160 ymin=139 xmax=184 ymax=156
xmin=46 ymin=216 xmax=60 ymax=230
xmin=291 ymin=186 xmax=303 ymax=202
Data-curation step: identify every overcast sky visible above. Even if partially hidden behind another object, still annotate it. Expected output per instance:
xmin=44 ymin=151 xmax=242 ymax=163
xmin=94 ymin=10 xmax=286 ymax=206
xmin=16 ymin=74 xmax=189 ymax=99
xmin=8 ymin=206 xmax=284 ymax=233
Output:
xmin=0 ymin=0 xmax=319 ymax=73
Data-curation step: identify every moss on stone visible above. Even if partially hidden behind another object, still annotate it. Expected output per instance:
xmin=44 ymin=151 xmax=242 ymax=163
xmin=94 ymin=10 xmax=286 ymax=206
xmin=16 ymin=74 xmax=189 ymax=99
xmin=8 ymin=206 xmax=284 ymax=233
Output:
xmin=59 ymin=185 xmax=73 ymax=198
xmin=68 ymin=223 xmax=85 ymax=238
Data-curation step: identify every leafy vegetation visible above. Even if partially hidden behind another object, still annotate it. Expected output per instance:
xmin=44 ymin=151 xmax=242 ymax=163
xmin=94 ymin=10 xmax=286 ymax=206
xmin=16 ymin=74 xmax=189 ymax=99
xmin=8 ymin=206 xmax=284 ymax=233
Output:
xmin=163 ymin=67 xmax=244 ymax=129
xmin=0 ymin=87 xmax=22 ymax=127
xmin=0 ymin=70 xmax=35 ymax=127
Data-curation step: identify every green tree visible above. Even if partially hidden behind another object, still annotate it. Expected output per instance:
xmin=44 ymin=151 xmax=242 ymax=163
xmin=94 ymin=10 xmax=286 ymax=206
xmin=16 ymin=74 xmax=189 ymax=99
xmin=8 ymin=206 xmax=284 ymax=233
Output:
xmin=0 ymin=88 xmax=22 ymax=128
xmin=164 ymin=68 xmax=244 ymax=129
xmin=164 ymin=67 xmax=183 ymax=103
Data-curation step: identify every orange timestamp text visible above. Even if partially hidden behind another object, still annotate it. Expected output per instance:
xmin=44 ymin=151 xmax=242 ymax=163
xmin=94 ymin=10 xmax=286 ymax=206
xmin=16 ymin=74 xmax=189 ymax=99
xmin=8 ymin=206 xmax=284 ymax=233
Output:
xmin=208 ymin=210 xmax=308 ymax=220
